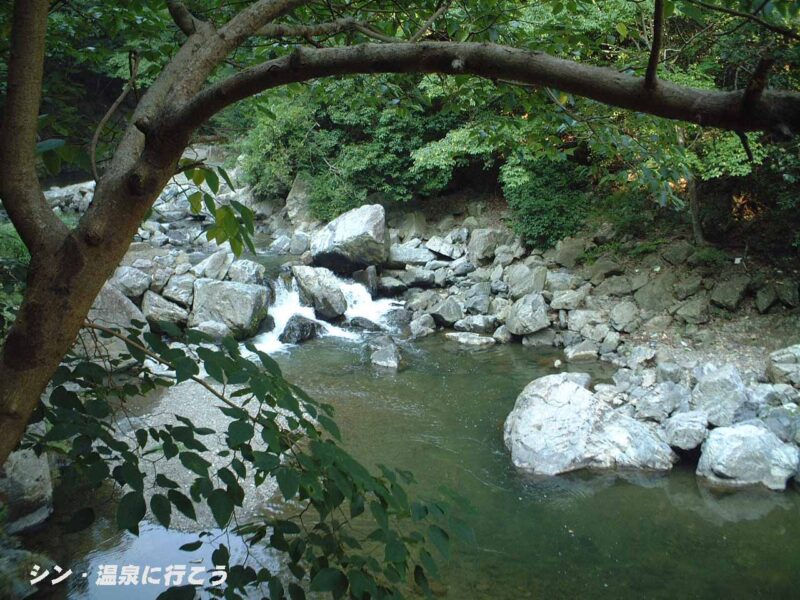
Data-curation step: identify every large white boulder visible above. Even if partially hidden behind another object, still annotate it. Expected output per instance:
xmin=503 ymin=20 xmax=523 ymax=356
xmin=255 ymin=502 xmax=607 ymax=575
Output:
xmin=188 ymin=279 xmax=269 ymax=339
xmin=506 ymin=293 xmax=549 ymax=336
xmin=696 ymin=423 xmax=799 ymax=490
xmin=292 ymin=266 xmax=347 ymax=321
xmin=691 ymin=364 xmax=748 ymax=426
xmin=311 ymin=204 xmax=389 ymax=273
xmin=504 ymin=373 xmax=676 ymax=475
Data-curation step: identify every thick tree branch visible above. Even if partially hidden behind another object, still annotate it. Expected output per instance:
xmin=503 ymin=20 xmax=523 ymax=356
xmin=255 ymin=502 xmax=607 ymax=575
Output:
xmin=166 ymin=0 xmax=199 ymax=36
xmin=219 ymin=0 xmax=313 ymax=50
xmin=0 ymin=0 xmax=68 ymax=256
xmin=409 ymin=0 xmax=452 ymax=43
xmin=175 ymin=42 xmax=800 ymax=138
xmin=683 ymin=0 xmax=800 ymax=41
xmin=645 ymin=0 xmax=665 ymax=89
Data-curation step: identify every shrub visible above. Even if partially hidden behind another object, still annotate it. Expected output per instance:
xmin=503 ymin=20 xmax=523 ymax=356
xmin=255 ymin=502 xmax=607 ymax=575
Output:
xmin=500 ymin=157 xmax=590 ymax=249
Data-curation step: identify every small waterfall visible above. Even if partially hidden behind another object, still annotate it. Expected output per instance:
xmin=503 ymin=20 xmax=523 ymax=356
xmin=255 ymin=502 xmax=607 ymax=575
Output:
xmin=252 ymin=273 xmax=398 ymax=354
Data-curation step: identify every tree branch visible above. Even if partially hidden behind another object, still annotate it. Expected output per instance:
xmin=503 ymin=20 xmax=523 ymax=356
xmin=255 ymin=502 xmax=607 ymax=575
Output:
xmin=91 ymin=52 xmax=140 ymax=182
xmin=409 ymin=0 xmax=452 ymax=43
xmin=0 ymin=0 xmax=68 ymax=255
xmin=683 ymin=0 xmax=800 ymax=41
xmin=743 ymin=55 xmax=775 ymax=110
xmin=645 ymin=0 xmax=665 ymax=89
xmin=174 ymin=42 xmax=800 ymax=138
xmin=166 ymin=0 xmax=199 ymax=36
xmin=219 ymin=0 xmax=313 ymax=50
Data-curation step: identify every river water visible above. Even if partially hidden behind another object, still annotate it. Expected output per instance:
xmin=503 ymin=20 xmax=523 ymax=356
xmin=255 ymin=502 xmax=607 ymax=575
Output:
xmin=25 ymin=260 xmax=800 ymax=599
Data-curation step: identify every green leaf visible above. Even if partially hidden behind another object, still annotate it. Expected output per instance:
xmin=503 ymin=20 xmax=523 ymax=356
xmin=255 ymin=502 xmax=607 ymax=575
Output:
xmin=179 ymin=540 xmax=203 ymax=552
xmin=615 ymin=22 xmax=628 ymax=39
xmin=276 ymin=468 xmax=301 ymax=500
xmin=117 ymin=491 xmax=146 ymax=535
xmin=207 ymin=489 xmax=234 ymax=527
xmin=428 ymin=525 xmax=450 ymax=559
xmin=35 ymin=138 xmax=65 ymax=154
xmin=179 ymin=451 xmax=211 ymax=477
xmin=151 ymin=493 xmax=172 ymax=529
xmin=205 ymin=168 xmax=220 ymax=194
xmin=227 ymin=420 xmax=254 ymax=447
xmin=218 ymin=167 xmax=236 ymax=191
xmin=310 ymin=568 xmax=347 ymax=595
xmin=168 ymin=490 xmax=197 ymax=520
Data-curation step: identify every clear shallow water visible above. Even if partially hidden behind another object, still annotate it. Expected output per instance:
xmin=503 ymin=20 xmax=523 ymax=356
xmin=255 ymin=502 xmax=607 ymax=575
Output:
xmin=26 ymin=312 xmax=800 ymax=599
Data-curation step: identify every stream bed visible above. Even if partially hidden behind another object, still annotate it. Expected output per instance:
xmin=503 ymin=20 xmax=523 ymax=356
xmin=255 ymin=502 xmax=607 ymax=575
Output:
xmin=25 ymin=281 xmax=800 ymax=599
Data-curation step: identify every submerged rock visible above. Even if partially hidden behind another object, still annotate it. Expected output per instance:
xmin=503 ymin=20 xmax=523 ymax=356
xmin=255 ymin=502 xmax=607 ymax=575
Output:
xmin=504 ymin=373 xmax=676 ymax=475
xmin=370 ymin=339 xmax=403 ymax=370
xmin=311 ymin=204 xmax=389 ymax=273
xmin=697 ymin=423 xmax=799 ymax=491
xmin=445 ymin=332 xmax=496 ymax=347
xmin=279 ymin=315 xmax=322 ymax=344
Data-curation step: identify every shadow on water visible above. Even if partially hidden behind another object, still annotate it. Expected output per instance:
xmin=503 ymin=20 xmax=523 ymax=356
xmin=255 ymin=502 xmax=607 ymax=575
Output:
xmin=26 ymin=334 xmax=800 ymax=599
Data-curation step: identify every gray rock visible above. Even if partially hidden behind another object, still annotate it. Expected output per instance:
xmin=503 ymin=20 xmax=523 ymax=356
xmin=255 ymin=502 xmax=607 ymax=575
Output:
xmin=634 ymin=271 xmax=677 ymax=312
xmin=425 ymin=236 xmax=463 ymax=259
xmin=0 ymin=449 xmax=53 ymax=534
xmin=522 ymin=328 xmax=557 ymax=347
xmin=162 ymin=273 xmax=196 ymax=307
xmin=493 ymin=325 xmax=513 ymax=343
xmin=610 ymin=301 xmax=640 ymax=333
xmin=664 ymin=411 xmax=708 ymax=451
xmin=776 ymin=281 xmax=800 ymax=307
xmin=400 ymin=267 xmax=435 ymax=287
xmin=188 ymin=279 xmax=269 ymax=339
xmin=429 ymin=297 xmax=465 ymax=326
xmin=748 ymin=383 xmax=799 ymax=407
xmin=292 ymin=266 xmax=348 ymax=321
xmin=142 ymin=291 xmax=189 ymax=327
xmin=697 ymin=423 xmax=799 ymax=490
xmin=388 ymin=242 xmax=436 ymax=268
xmin=635 ymin=382 xmax=690 ymax=422
xmin=656 ymin=362 xmax=683 ymax=384
xmin=766 ymin=344 xmax=800 ymax=387
xmin=311 ymin=204 xmax=389 ymax=273
xmin=349 ymin=316 xmax=382 ymax=331
xmin=409 ymin=314 xmax=436 ymax=338
xmin=285 ymin=176 xmax=319 ymax=230
xmin=564 ymin=340 xmax=599 ymax=362
xmin=759 ymin=405 xmax=800 ymax=443
xmin=755 ymin=284 xmax=778 ymax=314
xmin=80 ymin=284 xmax=150 ymax=362
xmin=190 ymin=320 xmax=232 ymax=340
xmin=445 ymin=332 xmax=496 ymax=347
xmin=661 ymin=241 xmax=694 ymax=265
xmin=710 ymin=275 xmax=750 ymax=310
xmin=504 ymin=373 xmax=675 ymax=475
xmin=289 ymin=232 xmax=310 ymax=255
xmin=451 ymin=257 xmax=476 ymax=276
xmin=506 ymin=293 xmax=549 ymax=336
xmin=691 ymin=364 xmax=748 ymax=427
xmin=589 ymin=258 xmax=624 ymax=284
xmin=270 ymin=235 xmax=292 ymax=254
xmin=675 ymin=296 xmax=710 ymax=324
xmin=600 ymin=331 xmax=621 ymax=354
xmin=463 ymin=282 xmax=492 ymax=315
xmin=454 ymin=315 xmax=498 ymax=334
xmin=397 ymin=211 xmax=427 ymax=240
xmin=553 ymin=237 xmax=587 ymax=268
xmin=545 ymin=270 xmax=579 ymax=292
xmin=567 ymin=309 xmax=605 ymax=333
xmin=594 ymin=276 xmax=634 ymax=297
xmin=370 ymin=340 xmax=403 ymax=370
xmin=110 ymin=266 xmax=151 ymax=298
xmin=191 ymin=249 xmax=235 ymax=280
xmin=467 ymin=228 xmax=502 ymax=263
xmin=550 ymin=286 xmax=589 ymax=310
xmin=227 ymin=259 xmax=266 ymax=285
xmin=505 ymin=263 xmax=547 ymax=299
xmin=353 ymin=265 xmax=379 ymax=298
xmin=279 ymin=315 xmax=322 ymax=344
xmin=378 ymin=276 xmax=407 ymax=296
xmin=674 ymin=275 xmax=703 ymax=300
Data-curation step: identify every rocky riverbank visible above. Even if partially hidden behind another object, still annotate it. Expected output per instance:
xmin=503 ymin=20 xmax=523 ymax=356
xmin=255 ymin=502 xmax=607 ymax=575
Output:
xmin=4 ymin=163 xmax=800 ymax=540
